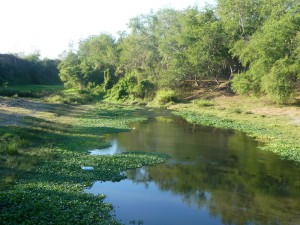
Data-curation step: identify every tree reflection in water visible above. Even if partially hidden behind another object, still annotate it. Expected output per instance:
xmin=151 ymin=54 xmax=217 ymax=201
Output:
xmin=87 ymin=116 xmax=300 ymax=225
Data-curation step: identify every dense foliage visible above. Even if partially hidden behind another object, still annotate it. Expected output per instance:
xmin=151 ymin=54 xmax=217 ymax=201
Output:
xmin=224 ymin=0 xmax=300 ymax=103
xmin=0 ymin=1 xmax=298 ymax=104
xmin=57 ymin=0 xmax=299 ymax=104
xmin=0 ymin=53 xmax=61 ymax=86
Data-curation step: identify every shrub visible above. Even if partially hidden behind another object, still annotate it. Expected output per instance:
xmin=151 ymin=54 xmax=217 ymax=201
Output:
xmin=131 ymin=80 xmax=156 ymax=99
xmin=107 ymin=76 xmax=138 ymax=100
xmin=262 ymin=58 xmax=298 ymax=104
xmin=232 ymin=72 xmax=251 ymax=95
xmin=153 ymin=89 xmax=178 ymax=105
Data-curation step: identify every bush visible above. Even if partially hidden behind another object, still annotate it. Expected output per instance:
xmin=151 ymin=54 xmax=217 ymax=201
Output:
xmin=153 ymin=89 xmax=178 ymax=105
xmin=131 ymin=80 xmax=156 ymax=99
xmin=231 ymin=71 xmax=259 ymax=95
xmin=262 ymin=58 xmax=298 ymax=104
xmin=106 ymin=75 xmax=138 ymax=100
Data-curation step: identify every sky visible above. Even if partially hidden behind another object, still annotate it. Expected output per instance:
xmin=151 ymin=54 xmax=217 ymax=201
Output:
xmin=0 ymin=0 xmax=216 ymax=59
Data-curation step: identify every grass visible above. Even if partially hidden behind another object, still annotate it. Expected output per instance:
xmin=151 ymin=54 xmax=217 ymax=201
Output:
xmin=45 ymin=88 xmax=104 ymax=104
xmin=192 ymin=98 xmax=214 ymax=107
xmin=0 ymin=101 xmax=169 ymax=224
xmin=169 ymin=95 xmax=300 ymax=162
xmin=0 ymin=85 xmax=64 ymax=98
xmin=0 ymin=85 xmax=105 ymax=104
xmin=0 ymin=133 xmax=29 ymax=155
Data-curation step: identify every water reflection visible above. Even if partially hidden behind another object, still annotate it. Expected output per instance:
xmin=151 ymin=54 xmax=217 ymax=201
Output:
xmin=86 ymin=116 xmax=300 ymax=225
xmin=85 ymin=178 xmax=220 ymax=225
xmin=89 ymin=139 xmax=120 ymax=155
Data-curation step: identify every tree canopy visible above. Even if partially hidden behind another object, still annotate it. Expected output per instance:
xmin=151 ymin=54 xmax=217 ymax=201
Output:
xmin=57 ymin=0 xmax=300 ymax=104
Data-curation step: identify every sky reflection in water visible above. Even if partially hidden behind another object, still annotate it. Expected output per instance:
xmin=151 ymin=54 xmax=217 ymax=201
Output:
xmin=85 ymin=178 xmax=221 ymax=225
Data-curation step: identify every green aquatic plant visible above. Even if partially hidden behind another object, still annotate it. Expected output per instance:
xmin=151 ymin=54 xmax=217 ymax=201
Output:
xmin=0 ymin=102 xmax=169 ymax=224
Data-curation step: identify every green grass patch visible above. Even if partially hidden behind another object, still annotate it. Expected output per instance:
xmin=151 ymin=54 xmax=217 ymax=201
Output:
xmin=0 ymin=85 xmax=64 ymax=98
xmin=0 ymin=85 xmax=104 ymax=104
xmin=0 ymin=133 xmax=28 ymax=155
xmin=45 ymin=88 xmax=104 ymax=104
xmin=192 ymin=99 xmax=214 ymax=107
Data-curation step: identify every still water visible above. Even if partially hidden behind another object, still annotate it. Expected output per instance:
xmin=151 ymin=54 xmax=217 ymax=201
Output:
xmin=85 ymin=115 xmax=300 ymax=225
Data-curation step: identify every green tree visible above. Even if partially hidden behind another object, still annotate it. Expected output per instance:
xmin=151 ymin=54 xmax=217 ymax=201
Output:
xmin=118 ymin=12 xmax=161 ymax=82
xmin=217 ymin=0 xmax=264 ymax=45
xmin=58 ymin=52 xmax=84 ymax=89
xmin=154 ymin=8 xmax=188 ymax=86
xmin=156 ymin=7 xmax=230 ymax=85
xmin=78 ymin=34 xmax=118 ymax=88
xmin=58 ymin=34 xmax=119 ymax=90
xmin=231 ymin=1 xmax=300 ymax=103
xmin=217 ymin=0 xmax=265 ymax=75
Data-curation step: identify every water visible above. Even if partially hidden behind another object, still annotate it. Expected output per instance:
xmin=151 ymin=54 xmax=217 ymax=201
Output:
xmin=85 ymin=116 xmax=300 ymax=225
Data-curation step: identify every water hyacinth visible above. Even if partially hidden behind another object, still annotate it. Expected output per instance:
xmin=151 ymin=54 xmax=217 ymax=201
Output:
xmin=0 ymin=102 xmax=169 ymax=224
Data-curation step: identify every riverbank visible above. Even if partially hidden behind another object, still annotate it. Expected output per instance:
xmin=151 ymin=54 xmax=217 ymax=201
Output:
xmin=0 ymin=98 xmax=168 ymax=224
xmin=169 ymin=94 xmax=300 ymax=162
xmin=1 ymin=89 xmax=300 ymax=223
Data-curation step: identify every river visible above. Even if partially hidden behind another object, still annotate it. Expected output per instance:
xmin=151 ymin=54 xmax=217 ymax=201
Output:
xmin=85 ymin=114 xmax=300 ymax=225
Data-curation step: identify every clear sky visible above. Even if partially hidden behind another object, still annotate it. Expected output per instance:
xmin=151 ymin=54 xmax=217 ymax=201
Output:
xmin=0 ymin=0 xmax=215 ymax=59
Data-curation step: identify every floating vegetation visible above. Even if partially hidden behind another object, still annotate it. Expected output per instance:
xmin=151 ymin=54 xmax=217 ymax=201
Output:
xmin=0 ymin=102 xmax=169 ymax=224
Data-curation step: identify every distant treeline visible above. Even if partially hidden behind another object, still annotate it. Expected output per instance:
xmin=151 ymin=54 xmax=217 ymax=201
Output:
xmin=58 ymin=0 xmax=300 ymax=104
xmin=0 ymin=53 xmax=61 ymax=85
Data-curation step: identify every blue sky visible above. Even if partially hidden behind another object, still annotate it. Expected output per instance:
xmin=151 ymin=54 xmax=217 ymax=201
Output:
xmin=0 ymin=0 xmax=216 ymax=59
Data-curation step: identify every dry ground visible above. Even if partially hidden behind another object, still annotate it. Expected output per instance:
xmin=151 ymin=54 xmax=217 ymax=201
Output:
xmin=180 ymin=81 xmax=300 ymax=126
xmin=0 ymin=97 xmax=92 ymax=127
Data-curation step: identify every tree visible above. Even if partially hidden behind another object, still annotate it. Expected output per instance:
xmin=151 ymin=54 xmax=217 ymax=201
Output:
xmin=118 ymin=12 xmax=161 ymax=82
xmin=78 ymin=34 xmax=118 ymax=87
xmin=217 ymin=0 xmax=264 ymax=45
xmin=217 ymin=0 xmax=265 ymax=75
xmin=58 ymin=52 xmax=84 ymax=89
xmin=231 ymin=1 xmax=300 ymax=103
xmin=58 ymin=34 xmax=119 ymax=90
xmin=155 ymin=7 xmax=230 ymax=85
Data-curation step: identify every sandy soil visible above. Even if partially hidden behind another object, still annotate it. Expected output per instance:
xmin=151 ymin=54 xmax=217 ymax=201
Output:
xmin=0 ymin=97 xmax=44 ymax=126
xmin=0 ymin=97 xmax=91 ymax=127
